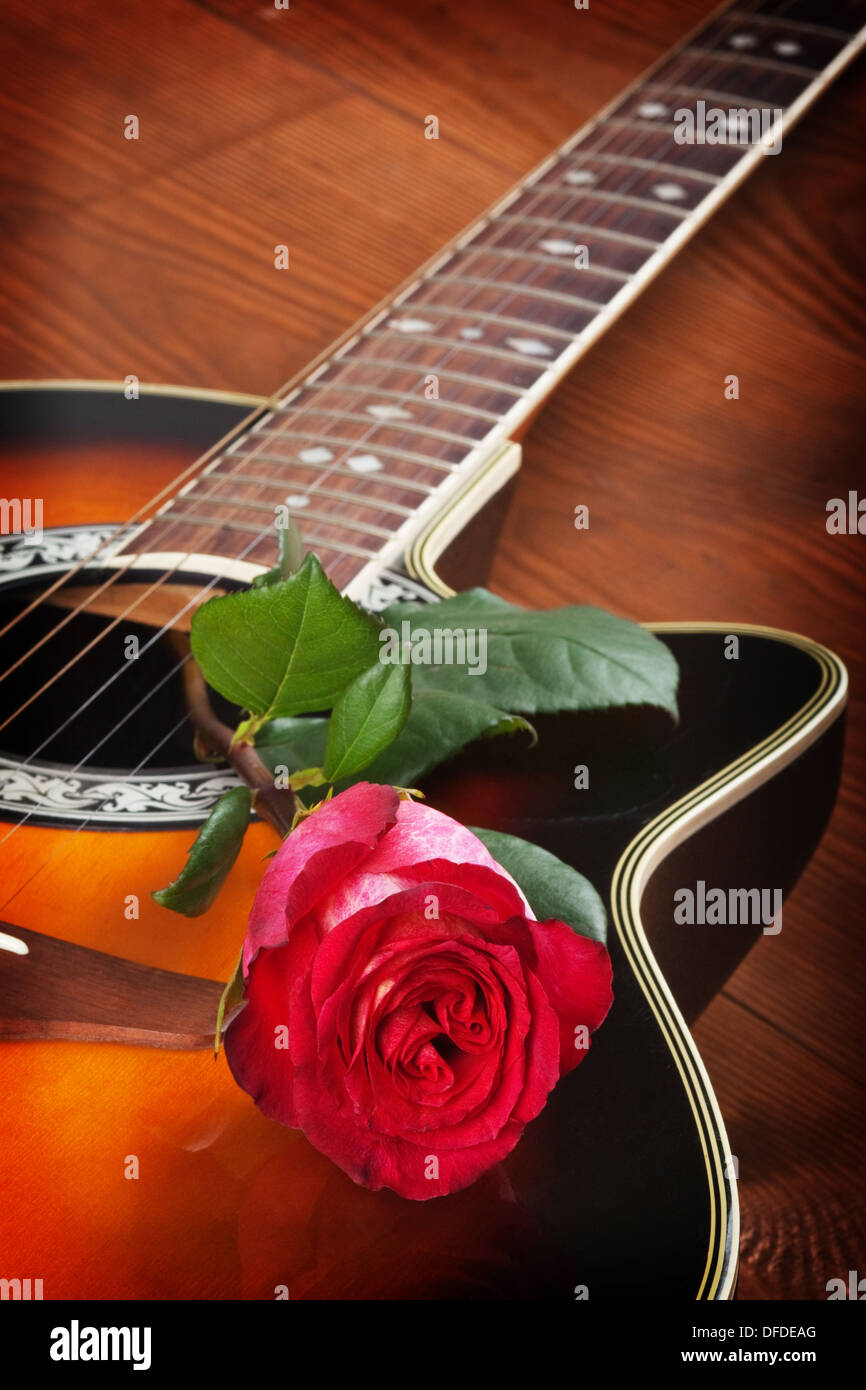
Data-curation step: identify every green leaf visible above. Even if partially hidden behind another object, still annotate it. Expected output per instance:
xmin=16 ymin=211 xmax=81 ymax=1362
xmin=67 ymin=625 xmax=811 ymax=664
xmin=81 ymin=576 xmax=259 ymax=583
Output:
xmin=254 ymin=590 xmax=679 ymax=792
xmin=255 ymin=714 xmax=329 ymax=767
xmin=356 ymin=590 xmax=678 ymax=785
xmin=480 ymin=713 xmax=537 ymax=743
xmin=323 ymin=662 xmax=411 ymax=782
xmin=381 ymin=589 xmax=679 ymax=720
xmin=255 ymin=691 xmax=524 ymax=794
xmin=214 ymin=946 xmax=246 ymax=1056
xmin=152 ymin=786 xmax=252 ymax=917
xmin=471 ymin=826 xmax=607 ymax=944
xmin=360 ymin=687 xmax=524 ymax=786
xmin=190 ymin=553 xmax=382 ymax=720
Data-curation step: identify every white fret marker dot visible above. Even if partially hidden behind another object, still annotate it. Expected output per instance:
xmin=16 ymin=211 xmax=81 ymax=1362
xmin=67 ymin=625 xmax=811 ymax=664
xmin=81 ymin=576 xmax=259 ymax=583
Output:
xmin=286 ymin=495 xmax=309 ymax=508
xmin=538 ymin=238 xmax=576 ymax=256
xmin=774 ymin=39 xmax=802 ymax=57
xmin=459 ymin=326 xmax=484 ymax=340
xmin=348 ymin=454 xmax=384 ymax=473
xmin=506 ymin=337 xmax=554 ymax=357
xmin=728 ymin=33 xmax=758 ymax=50
xmin=637 ymin=101 xmax=666 ymax=119
xmin=366 ymin=404 xmax=413 ymax=421
xmin=564 ymin=169 xmax=597 ymax=186
xmin=389 ymin=317 xmax=434 ymax=333
xmin=653 ymin=182 xmax=686 ymax=201
xmin=299 ymin=446 xmax=334 ymax=464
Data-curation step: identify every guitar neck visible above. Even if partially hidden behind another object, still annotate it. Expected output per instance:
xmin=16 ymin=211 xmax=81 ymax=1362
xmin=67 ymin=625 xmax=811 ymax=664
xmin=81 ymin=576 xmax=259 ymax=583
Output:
xmin=116 ymin=0 xmax=866 ymax=596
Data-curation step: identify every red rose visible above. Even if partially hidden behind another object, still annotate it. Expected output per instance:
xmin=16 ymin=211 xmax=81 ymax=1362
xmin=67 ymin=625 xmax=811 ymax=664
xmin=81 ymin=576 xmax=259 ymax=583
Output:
xmin=225 ymin=782 xmax=612 ymax=1200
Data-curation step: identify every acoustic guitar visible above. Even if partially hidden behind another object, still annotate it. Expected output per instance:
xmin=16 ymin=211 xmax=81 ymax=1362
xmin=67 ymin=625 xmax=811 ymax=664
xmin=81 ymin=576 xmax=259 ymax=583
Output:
xmin=0 ymin=0 xmax=861 ymax=1301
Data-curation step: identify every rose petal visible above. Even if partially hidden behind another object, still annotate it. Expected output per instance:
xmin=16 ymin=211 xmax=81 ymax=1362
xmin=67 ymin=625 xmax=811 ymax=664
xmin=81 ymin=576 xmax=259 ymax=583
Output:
xmin=224 ymin=916 xmax=319 ymax=1126
xmin=291 ymin=1059 xmax=531 ymax=1200
xmin=309 ymin=882 xmax=515 ymax=1015
xmin=359 ymin=801 xmax=531 ymax=908
xmin=242 ymin=782 xmax=399 ymax=973
xmin=225 ymin=783 xmax=614 ymax=1201
xmin=528 ymin=919 xmax=614 ymax=1074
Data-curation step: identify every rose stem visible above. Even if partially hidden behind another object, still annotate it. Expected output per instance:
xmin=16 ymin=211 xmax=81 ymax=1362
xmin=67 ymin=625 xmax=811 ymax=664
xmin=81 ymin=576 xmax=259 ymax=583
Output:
xmin=174 ymin=638 xmax=298 ymax=838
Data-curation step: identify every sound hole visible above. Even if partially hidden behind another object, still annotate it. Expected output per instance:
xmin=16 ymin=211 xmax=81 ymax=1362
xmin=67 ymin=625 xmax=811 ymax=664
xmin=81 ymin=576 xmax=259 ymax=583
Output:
xmin=0 ymin=570 xmax=241 ymax=772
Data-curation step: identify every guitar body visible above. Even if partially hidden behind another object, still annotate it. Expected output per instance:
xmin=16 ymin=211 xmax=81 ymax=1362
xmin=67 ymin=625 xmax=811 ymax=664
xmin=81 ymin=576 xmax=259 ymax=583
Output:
xmin=0 ymin=386 xmax=846 ymax=1300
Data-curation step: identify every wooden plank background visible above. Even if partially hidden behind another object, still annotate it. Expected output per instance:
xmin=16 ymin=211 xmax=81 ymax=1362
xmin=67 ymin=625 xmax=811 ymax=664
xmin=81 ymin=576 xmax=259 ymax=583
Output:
xmin=1 ymin=0 xmax=863 ymax=1298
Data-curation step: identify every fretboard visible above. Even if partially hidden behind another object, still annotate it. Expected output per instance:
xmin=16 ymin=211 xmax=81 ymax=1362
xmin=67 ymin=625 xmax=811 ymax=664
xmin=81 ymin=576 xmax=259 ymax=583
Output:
xmin=118 ymin=0 xmax=866 ymax=595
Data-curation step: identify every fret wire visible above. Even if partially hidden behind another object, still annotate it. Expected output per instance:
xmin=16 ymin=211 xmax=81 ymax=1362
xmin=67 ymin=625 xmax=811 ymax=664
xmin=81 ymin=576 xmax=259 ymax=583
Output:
xmin=166 ymin=16 xmax=856 ymax=570
xmin=601 ymin=54 xmax=719 ymax=230
xmin=556 ymin=150 xmax=721 ymax=185
xmin=184 ymin=487 xmax=399 ymax=540
xmin=258 ymin=17 xmax=856 ymax=514
xmin=280 ymin=507 xmax=398 ymax=542
xmin=64 ymin=5 xmax=856 ymax=603
xmin=352 ymin=331 xmax=554 ymax=368
xmin=231 ymin=56 xmax=687 ymax=540
xmin=225 ymin=304 xmax=484 ymax=558
xmin=596 ymin=115 xmax=711 ymax=135
xmin=525 ymin=185 xmax=691 ymax=219
xmin=645 ymin=41 xmax=810 ymax=119
xmin=575 ymin=124 xmax=746 ymax=177
xmin=299 ymin=533 xmax=383 ymax=562
xmin=256 ymin=16 xmax=858 ymax=554
xmin=88 ymin=6 xmax=861 ymax=592
xmin=429 ymin=116 xmax=659 ymax=370
xmin=725 ymin=11 xmax=854 ymax=42
xmin=456 ymin=243 xmax=632 ymax=282
xmin=426 ymin=273 xmax=611 ymax=313
xmin=496 ymin=214 xmax=660 ymax=250
xmin=158 ymin=510 xmax=382 ymax=562
xmin=682 ymin=44 xmax=819 ymax=79
xmin=206 ymin=460 xmax=433 ymax=496
xmin=510 ymin=120 xmax=674 ymax=307
xmin=258 ymin=409 xmax=478 ymax=446
xmin=328 ymin=354 xmax=526 ymax=396
xmin=384 ymin=303 xmax=575 ymax=340
xmin=643 ymin=79 xmax=786 ymax=108
xmin=180 ymin=103 xmax=651 ymax=564
xmin=295 ymin=380 xmax=502 ymax=422
xmin=203 ymin=469 xmax=417 ymax=515
xmin=303 ymin=509 xmax=397 ymax=540
xmin=160 ymin=513 xmax=283 ymax=539
xmin=655 ymin=40 xmax=790 ymax=96
xmin=247 ymin=430 xmax=460 ymax=470
xmin=534 ymin=78 xmax=693 ymax=280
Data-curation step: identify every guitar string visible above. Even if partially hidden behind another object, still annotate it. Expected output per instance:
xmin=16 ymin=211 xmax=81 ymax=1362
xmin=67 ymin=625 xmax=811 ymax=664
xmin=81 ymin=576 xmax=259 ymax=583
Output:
xmin=0 ymin=324 xmax=458 ymax=706
xmin=0 ymin=44 xmax=780 ymax=893
xmin=0 ymin=288 xmax=520 ymax=703
xmin=0 ymin=355 xmax=424 ymax=730
xmin=0 ymin=45 xmax=759 ymax=790
xmin=0 ymin=0 xmax=771 ymax=645
xmin=0 ymin=107 xmax=675 ymax=886
xmin=1 ymin=27 xmax=773 ymax=755
xmin=0 ymin=329 xmax=439 ymax=766
xmin=0 ymin=0 xmax=835 ymax=1299
xmin=0 ymin=514 xmax=299 ymax=867
xmin=0 ymin=30 xmax=738 ymax=677
xmin=0 ymin=91 xmax=672 ymax=738
xmin=0 ymin=438 xmax=256 ymax=646
xmin=0 ymin=83 xmax=804 ymax=922
xmin=0 ymin=15 xmax=782 ymax=697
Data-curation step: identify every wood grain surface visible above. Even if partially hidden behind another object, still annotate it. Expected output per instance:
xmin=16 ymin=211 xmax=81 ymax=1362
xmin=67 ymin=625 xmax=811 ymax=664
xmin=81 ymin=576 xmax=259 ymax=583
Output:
xmin=0 ymin=0 xmax=863 ymax=1299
